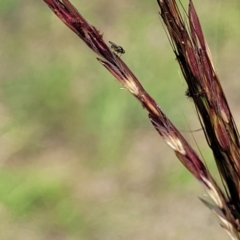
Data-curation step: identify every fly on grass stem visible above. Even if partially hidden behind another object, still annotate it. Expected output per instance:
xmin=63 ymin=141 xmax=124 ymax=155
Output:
xmin=185 ymin=88 xmax=205 ymax=99
xmin=109 ymin=41 xmax=125 ymax=56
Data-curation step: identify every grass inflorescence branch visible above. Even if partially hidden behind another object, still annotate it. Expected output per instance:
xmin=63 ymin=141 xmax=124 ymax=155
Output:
xmin=43 ymin=0 xmax=240 ymax=239
xmin=158 ymin=0 xmax=240 ymax=238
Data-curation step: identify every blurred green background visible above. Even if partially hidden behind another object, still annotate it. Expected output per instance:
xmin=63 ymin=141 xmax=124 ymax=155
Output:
xmin=1 ymin=0 xmax=240 ymax=239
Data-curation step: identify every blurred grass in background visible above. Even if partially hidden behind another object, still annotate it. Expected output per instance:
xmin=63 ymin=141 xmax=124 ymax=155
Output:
xmin=1 ymin=0 xmax=240 ymax=239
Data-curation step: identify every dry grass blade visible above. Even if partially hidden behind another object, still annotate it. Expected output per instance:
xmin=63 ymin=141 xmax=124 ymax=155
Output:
xmin=43 ymin=0 xmax=240 ymax=238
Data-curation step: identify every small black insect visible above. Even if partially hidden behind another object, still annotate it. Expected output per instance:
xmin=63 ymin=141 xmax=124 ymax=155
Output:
xmin=109 ymin=41 xmax=125 ymax=56
xmin=185 ymin=88 xmax=205 ymax=99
